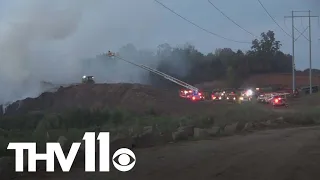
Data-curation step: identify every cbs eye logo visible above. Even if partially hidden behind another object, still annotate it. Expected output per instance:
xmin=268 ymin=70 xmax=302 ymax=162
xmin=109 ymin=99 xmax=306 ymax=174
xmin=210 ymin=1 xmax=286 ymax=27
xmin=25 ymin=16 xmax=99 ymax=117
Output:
xmin=112 ymin=148 xmax=136 ymax=172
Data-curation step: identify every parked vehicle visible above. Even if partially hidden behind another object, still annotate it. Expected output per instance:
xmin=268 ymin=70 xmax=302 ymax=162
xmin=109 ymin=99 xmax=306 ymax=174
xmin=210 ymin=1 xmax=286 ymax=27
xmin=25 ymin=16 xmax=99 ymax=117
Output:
xmin=211 ymin=91 xmax=224 ymax=100
xmin=226 ymin=93 xmax=237 ymax=102
xmin=257 ymin=94 xmax=265 ymax=103
xmin=191 ymin=92 xmax=205 ymax=101
xmin=179 ymin=89 xmax=193 ymax=98
xmin=270 ymin=94 xmax=288 ymax=107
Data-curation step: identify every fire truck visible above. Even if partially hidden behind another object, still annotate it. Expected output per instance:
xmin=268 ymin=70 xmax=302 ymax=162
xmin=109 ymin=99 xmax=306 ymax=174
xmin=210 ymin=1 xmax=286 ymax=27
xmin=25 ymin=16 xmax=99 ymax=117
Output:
xmin=107 ymin=51 xmax=203 ymax=101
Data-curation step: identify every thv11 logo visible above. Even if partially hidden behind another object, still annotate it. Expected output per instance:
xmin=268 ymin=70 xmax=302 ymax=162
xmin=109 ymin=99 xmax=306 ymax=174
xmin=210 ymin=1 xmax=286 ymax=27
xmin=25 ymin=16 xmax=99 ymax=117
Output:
xmin=7 ymin=132 xmax=136 ymax=172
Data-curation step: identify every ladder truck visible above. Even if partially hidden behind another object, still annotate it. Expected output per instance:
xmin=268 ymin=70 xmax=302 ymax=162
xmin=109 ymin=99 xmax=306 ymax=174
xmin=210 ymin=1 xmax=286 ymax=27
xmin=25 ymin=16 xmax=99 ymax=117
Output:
xmin=107 ymin=51 xmax=204 ymax=101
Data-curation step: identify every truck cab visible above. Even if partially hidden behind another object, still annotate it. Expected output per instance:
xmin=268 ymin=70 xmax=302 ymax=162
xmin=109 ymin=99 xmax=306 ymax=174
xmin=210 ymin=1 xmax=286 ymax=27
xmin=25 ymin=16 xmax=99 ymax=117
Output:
xmin=191 ymin=90 xmax=205 ymax=101
xmin=82 ymin=75 xmax=95 ymax=84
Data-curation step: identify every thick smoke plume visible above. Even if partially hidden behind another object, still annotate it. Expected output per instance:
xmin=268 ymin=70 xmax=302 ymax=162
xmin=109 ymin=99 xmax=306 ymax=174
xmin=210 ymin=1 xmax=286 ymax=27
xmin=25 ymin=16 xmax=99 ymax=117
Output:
xmin=0 ymin=0 xmax=191 ymax=105
xmin=0 ymin=0 xmax=89 ymax=104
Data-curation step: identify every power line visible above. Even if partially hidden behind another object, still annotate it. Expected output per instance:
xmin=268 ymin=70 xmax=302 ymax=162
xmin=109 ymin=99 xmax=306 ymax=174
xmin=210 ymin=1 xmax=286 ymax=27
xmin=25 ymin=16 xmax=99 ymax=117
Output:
xmin=153 ymin=0 xmax=251 ymax=44
xmin=257 ymin=0 xmax=291 ymax=37
xmin=284 ymin=10 xmax=319 ymax=94
xmin=207 ymin=0 xmax=257 ymax=38
xmin=294 ymin=26 xmax=308 ymax=42
xmin=294 ymin=26 xmax=309 ymax=41
xmin=284 ymin=18 xmax=309 ymax=41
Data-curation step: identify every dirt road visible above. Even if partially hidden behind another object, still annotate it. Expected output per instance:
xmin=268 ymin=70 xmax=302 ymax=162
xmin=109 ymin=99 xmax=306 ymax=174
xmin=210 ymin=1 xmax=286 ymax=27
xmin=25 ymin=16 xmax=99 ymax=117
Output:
xmin=18 ymin=126 xmax=320 ymax=180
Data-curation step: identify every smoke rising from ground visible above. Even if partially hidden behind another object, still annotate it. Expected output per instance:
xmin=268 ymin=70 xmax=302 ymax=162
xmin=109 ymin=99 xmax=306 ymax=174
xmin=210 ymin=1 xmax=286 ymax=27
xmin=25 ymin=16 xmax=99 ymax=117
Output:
xmin=0 ymin=0 xmax=87 ymax=104
xmin=0 ymin=0 xmax=191 ymax=105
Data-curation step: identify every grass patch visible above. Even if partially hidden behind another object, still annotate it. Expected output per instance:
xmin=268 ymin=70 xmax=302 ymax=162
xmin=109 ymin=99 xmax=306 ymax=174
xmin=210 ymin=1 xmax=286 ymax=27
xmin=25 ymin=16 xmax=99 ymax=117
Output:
xmin=1 ymin=104 xmax=320 ymax=157
xmin=289 ymin=93 xmax=320 ymax=107
xmin=282 ymin=106 xmax=320 ymax=125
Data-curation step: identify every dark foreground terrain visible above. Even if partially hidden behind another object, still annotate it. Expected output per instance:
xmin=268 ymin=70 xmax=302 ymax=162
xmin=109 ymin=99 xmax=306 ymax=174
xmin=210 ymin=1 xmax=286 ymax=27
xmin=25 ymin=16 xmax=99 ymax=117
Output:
xmin=18 ymin=126 xmax=320 ymax=180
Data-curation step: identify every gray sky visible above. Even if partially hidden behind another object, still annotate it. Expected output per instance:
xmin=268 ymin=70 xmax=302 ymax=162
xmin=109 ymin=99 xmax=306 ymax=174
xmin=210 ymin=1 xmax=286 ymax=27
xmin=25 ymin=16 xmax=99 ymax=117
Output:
xmin=0 ymin=0 xmax=319 ymax=104
xmin=0 ymin=0 xmax=318 ymax=67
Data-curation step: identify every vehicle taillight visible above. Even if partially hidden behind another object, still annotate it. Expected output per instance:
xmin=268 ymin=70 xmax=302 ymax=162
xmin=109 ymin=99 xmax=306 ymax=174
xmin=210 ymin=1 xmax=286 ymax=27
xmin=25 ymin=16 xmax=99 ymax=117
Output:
xmin=212 ymin=95 xmax=216 ymax=99
xmin=198 ymin=93 xmax=201 ymax=95
xmin=192 ymin=96 xmax=195 ymax=100
xmin=274 ymin=99 xmax=278 ymax=103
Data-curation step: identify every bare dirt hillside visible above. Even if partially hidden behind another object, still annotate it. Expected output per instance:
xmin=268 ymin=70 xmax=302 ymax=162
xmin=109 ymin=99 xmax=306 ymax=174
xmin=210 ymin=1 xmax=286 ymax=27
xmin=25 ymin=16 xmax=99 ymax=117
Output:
xmin=195 ymin=80 xmax=228 ymax=89
xmin=196 ymin=73 xmax=320 ymax=89
xmin=16 ymin=126 xmax=320 ymax=180
xmin=244 ymin=73 xmax=320 ymax=87
xmin=2 ymin=83 xmax=213 ymax=116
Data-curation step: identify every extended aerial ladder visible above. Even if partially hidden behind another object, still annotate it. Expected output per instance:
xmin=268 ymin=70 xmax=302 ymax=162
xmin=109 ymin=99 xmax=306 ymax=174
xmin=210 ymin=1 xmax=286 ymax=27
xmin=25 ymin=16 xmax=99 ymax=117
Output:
xmin=107 ymin=51 xmax=198 ymax=92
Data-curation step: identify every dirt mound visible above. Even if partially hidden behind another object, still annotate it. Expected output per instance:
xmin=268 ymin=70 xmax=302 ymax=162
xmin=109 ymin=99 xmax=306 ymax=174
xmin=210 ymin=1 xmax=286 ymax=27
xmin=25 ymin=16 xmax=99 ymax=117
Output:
xmin=196 ymin=73 xmax=320 ymax=89
xmin=243 ymin=73 xmax=320 ymax=87
xmin=195 ymin=80 xmax=228 ymax=90
xmin=3 ymin=83 xmax=207 ymax=116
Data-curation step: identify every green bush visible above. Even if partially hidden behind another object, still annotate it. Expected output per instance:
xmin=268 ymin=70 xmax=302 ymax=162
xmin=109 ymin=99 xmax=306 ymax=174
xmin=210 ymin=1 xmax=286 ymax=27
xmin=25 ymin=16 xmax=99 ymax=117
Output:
xmin=1 ymin=105 xmax=320 ymax=158
xmin=0 ymin=113 xmax=43 ymax=130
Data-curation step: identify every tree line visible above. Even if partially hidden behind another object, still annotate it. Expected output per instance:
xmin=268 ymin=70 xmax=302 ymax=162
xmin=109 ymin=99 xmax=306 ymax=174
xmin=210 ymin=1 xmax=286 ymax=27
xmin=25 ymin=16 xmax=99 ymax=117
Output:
xmin=101 ymin=30 xmax=316 ymax=88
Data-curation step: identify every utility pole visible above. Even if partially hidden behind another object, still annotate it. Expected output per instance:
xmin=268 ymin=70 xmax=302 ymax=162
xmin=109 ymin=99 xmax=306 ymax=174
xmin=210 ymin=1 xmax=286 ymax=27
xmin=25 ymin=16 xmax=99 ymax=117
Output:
xmin=291 ymin=11 xmax=295 ymax=94
xmin=308 ymin=10 xmax=312 ymax=94
xmin=285 ymin=11 xmax=318 ymax=94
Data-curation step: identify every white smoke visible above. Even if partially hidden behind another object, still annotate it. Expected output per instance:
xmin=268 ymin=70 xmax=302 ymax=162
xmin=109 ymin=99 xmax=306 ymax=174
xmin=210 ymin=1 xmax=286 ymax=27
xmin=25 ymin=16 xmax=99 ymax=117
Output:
xmin=0 ymin=0 xmax=162 ymax=104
